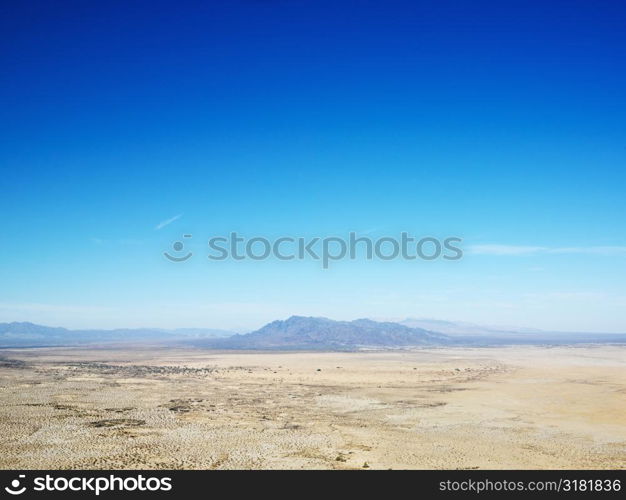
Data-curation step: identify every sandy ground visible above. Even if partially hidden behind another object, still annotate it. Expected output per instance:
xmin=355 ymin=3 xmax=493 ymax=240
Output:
xmin=0 ymin=345 xmax=624 ymax=469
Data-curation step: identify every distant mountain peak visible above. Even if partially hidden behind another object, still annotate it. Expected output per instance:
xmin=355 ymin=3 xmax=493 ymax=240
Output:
xmin=202 ymin=316 xmax=451 ymax=350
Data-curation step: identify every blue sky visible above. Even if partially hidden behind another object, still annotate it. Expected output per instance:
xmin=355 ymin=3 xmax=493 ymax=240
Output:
xmin=1 ymin=1 xmax=626 ymax=331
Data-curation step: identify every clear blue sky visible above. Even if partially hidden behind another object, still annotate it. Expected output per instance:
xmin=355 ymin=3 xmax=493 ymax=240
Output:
xmin=1 ymin=1 xmax=625 ymax=331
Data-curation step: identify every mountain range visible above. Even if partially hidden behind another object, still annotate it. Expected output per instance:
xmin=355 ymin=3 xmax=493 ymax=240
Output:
xmin=0 ymin=322 xmax=233 ymax=347
xmin=1 ymin=317 xmax=625 ymax=350
xmin=398 ymin=318 xmax=544 ymax=336
xmin=197 ymin=316 xmax=451 ymax=350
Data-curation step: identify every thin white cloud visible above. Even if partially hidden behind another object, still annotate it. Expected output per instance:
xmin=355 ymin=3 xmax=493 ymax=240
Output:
xmin=154 ymin=213 xmax=182 ymax=230
xmin=545 ymin=246 xmax=626 ymax=256
xmin=468 ymin=244 xmax=626 ymax=256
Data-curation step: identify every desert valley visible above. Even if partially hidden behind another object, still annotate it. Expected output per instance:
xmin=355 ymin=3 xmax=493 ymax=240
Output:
xmin=1 ymin=344 xmax=624 ymax=469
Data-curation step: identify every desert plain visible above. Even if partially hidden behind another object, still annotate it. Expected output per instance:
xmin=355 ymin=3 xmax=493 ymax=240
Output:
xmin=0 ymin=345 xmax=624 ymax=469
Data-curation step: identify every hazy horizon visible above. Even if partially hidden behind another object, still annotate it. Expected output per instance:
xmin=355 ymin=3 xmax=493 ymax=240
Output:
xmin=2 ymin=315 xmax=626 ymax=336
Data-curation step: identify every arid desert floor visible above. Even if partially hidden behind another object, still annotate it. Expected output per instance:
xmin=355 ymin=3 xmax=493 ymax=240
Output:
xmin=0 ymin=345 xmax=624 ymax=469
